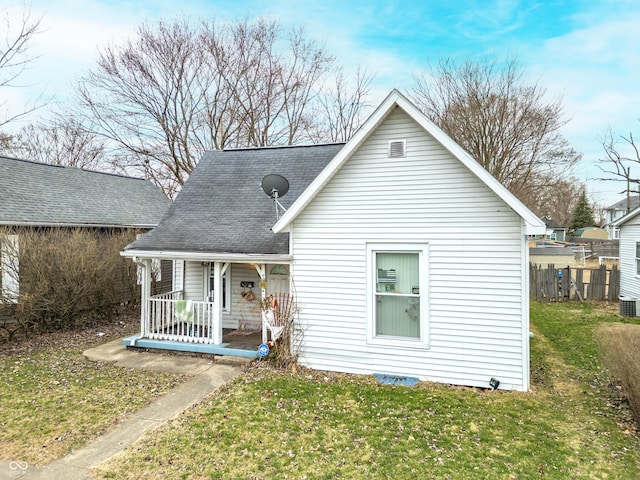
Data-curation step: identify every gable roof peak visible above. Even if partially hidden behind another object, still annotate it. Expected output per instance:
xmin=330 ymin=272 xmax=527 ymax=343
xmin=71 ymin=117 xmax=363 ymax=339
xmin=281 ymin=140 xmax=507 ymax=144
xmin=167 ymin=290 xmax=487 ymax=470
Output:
xmin=271 ymin=89 xmax=545 ymax=235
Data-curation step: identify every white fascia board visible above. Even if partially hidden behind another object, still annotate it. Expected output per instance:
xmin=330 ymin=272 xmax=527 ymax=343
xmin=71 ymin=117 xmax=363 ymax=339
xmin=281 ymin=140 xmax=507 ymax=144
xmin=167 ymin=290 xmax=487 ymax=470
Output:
xmin=120 ymin=249 xmax=292 ymax=264
xmin=272 ymin=89 xmax=546 ymax=236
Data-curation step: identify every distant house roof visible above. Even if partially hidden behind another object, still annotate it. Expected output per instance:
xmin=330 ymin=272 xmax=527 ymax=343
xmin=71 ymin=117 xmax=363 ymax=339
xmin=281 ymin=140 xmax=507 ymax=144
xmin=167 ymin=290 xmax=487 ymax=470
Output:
xmin=606 ymin=196 xmax=640 ymax=212
xmin=0 ymin=156 xmax=169 ymax=228
xmin=542 ymin=216 xmax=565 ymax=229
xmin=529 ymin=246 xmax=575 ymax=256
xmin=124 ymin=143 xmax=344 ymax=257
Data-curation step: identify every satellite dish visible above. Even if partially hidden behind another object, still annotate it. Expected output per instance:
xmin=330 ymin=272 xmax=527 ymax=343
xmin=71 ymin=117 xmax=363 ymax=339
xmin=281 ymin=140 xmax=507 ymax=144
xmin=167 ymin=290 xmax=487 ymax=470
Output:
xmin=260 ymin=174 xmax=290 ymax=221
xmin=261 ymin=174 xmax=289 ymax=199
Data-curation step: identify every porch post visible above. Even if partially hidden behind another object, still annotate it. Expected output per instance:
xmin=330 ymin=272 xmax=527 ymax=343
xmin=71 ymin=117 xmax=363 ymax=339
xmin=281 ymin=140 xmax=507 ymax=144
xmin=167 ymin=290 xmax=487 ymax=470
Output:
xmin=139 ymin=258 xmax=152 ymax=337
xmin=211 ymin=261 xmax=223 ymax=344
xmin=254 ymin=263 xmax=267 ymax=343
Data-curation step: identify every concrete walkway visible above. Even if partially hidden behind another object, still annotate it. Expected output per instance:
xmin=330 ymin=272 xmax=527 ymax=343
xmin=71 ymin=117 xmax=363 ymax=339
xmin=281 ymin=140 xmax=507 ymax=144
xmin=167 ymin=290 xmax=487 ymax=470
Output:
xmin=0 ymin=339 xmax=251 ymax=480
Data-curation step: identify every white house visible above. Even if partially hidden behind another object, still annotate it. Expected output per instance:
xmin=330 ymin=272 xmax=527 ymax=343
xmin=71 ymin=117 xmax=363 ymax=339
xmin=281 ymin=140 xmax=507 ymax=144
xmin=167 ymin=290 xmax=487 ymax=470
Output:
xmin=122 ymin=90 xmax=545 ymax=391
xmin=604 ymin=196 xmax=640 ymax=239
xmin=613 ymin=206 xmax=640 ymax=313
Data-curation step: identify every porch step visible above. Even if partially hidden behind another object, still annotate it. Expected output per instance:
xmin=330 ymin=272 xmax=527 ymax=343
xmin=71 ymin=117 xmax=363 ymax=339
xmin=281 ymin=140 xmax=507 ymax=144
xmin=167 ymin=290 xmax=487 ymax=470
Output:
xmin=123 ymin=336 xmax=259 ymax=359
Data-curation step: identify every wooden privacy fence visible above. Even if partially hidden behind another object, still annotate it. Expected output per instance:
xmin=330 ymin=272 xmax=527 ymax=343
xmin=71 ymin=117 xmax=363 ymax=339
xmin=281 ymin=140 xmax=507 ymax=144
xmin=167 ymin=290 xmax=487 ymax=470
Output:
xmin=530 ymin=264 xmax=619 ymax=302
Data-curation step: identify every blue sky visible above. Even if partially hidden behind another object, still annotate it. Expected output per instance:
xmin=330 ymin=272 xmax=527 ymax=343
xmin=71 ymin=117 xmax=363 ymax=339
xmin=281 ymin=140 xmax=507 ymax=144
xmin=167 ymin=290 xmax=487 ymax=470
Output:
xmin=5 ymin=0 xmax=640 ymax=207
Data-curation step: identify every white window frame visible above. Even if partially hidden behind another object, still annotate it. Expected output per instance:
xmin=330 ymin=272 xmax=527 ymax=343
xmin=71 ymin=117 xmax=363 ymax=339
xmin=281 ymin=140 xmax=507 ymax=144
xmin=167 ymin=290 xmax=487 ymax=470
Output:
xmin=1 ymin=235 xmax=19 ymax=304
xmin=366 ymin=243 xmax=429 ymax=348
xmin=635 ymin=242 xmax=640 ymax=276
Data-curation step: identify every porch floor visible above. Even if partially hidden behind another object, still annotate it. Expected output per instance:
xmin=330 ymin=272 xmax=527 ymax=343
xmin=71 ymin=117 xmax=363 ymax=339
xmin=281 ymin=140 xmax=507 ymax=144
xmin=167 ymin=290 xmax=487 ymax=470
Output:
xmin=122 ymin=330 xmax=262 ymax=358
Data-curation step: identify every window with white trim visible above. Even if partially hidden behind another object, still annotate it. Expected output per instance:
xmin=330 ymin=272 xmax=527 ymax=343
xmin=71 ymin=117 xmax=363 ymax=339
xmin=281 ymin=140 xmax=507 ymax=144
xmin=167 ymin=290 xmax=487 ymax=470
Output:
xmin=368 ymin=243 xmax=428 ymax=346
xmin=636 ymin=242 xmax=640 ymax=276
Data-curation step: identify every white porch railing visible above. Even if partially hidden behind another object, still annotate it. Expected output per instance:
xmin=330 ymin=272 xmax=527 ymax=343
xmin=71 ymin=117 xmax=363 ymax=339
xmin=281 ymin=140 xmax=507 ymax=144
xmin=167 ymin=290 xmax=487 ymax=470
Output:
xmin=146 ymin=291 xmax=219 ymax=344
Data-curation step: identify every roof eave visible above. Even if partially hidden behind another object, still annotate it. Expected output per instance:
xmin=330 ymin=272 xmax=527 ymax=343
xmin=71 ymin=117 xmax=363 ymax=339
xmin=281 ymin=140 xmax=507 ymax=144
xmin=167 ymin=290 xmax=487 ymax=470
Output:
xmin=0 ymin=221 xmax=158 ymax=229
xmin=120 ymin=249 xmax=293 ymax=264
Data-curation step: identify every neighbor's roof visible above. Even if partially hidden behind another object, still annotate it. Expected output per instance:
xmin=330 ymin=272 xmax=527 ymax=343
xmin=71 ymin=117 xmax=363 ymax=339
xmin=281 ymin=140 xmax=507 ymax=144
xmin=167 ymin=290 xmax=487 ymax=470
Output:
xmin=123 ymin=143 xmax=344 ymax=258
xmin=605 ymin=196 xmax=640 ymax=211
xmin=529 ymin=246 xmax=575 ymax=256
xmin=0 ymin=156 xmax=169 ymax=228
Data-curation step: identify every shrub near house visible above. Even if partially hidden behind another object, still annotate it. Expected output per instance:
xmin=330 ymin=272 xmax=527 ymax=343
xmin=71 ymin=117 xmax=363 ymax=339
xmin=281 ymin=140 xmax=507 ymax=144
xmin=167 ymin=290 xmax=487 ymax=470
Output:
xmin=1 ymin=228 xmax=143 ymax=337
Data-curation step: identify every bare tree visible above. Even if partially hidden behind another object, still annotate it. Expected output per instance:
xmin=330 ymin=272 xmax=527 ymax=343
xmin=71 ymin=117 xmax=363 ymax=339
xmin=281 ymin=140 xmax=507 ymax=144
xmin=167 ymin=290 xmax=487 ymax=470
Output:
xmin=411 ymin=58 xmax=581 ymax=206
xmin=77 ymin=18 xmax=338 ymax=197
xmin=597 ymin=126 xmax=640 ymax=213
xmin=0 ymin=3 xmax=44 ymax=128
xmin=313 ymin=65 xmax=374 ymax=143
xmin=523 ymin=174 xmax=584 ymax=226
xmin=3 ymin=115 xmax=106 ymax=169
xmin=77 ymin=19 xmax=206 ymax=195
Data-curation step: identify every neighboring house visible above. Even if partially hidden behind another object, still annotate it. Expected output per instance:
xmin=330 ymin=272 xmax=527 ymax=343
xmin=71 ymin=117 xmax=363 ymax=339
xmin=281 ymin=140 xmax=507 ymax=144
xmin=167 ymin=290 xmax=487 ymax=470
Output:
xmin=122 ymin=90 xmax=545 ymax=391
xmin=0 ymin=156 xmax=170 ymax=305
xmin=613 ymin=206 xmax=640 ymax=314
xmin=604 ymin=196 xmax=640 ymax=239
xmin=541 ymin=216 xmax=568 ymax=241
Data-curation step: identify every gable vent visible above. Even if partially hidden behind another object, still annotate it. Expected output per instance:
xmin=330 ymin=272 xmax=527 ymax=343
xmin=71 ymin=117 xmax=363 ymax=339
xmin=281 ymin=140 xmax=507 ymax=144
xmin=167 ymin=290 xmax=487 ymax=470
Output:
xmin=388 ymin=140 xmax=406 ymax=158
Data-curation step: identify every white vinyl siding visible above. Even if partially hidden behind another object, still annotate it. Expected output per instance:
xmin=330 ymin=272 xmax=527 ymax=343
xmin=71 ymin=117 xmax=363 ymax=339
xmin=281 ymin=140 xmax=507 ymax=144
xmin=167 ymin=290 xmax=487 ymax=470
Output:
xmin=618 ymin=222 xmax=640 ymax=299
xmin=182 ymin=261 xmax=288 ymax=330
xmin=289 ymin=106 xmax=529 ymax=391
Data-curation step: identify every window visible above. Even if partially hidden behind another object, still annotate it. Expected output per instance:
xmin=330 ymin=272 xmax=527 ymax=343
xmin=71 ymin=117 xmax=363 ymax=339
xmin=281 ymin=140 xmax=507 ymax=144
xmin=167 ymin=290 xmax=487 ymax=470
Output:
xmin=209 ymin=264 xmax=230 ymax=313
xmin=0 ymin=235 xmax=19 ymax=303
xmin=367 ymin=243 xmax=428 ymax=346
xmin=636 ymin=242 xmax=640 ymax=276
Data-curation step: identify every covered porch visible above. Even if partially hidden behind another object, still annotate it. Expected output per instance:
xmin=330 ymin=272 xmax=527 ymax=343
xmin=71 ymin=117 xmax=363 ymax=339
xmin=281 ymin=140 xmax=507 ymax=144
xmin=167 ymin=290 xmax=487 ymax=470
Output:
xmin=122 ymin=252 xmax=292 ymax=358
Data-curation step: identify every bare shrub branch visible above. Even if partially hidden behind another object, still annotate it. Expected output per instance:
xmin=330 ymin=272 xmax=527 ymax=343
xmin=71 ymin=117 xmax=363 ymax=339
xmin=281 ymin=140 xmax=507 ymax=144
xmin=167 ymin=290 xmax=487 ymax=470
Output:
xmin=0 ymin=228 xmax=140 ymax=339
xmin=596 ymin=323 xmax=640 ymax=426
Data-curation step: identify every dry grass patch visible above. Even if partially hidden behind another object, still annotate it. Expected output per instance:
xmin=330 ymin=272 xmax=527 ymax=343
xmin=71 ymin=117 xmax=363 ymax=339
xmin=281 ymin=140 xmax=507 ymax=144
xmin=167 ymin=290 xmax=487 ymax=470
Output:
xmin=0 ymin=320 xmax=186 ymax=465
xmin=597 ymin=323 xmax=640 ymax=423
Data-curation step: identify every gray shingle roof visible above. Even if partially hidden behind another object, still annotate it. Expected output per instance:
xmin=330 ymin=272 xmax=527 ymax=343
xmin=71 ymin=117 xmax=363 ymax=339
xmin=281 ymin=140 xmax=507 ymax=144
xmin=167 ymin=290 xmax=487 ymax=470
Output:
xmin=0 ymin=156 xmax=169 ymax=228
xmin=606 ymin=196 xmax=640 ymax=211
xmin=125 ymin=143 xmax=344 ymax=255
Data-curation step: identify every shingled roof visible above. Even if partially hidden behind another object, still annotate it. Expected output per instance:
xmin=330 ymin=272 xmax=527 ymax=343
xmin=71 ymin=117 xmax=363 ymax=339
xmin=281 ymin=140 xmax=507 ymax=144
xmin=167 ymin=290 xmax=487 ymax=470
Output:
xmin=124 ymin=143 xmax=344 ymax=256
xmin=0 ymin=156 xmax=169 ymax=228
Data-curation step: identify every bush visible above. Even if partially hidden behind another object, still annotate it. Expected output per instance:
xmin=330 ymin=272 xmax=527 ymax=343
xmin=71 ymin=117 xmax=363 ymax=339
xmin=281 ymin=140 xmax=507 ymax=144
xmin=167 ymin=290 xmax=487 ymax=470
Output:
xmin=596 ymin=323 xmax=640 ymax=424
xmin=1 ymin=227 xmax=140 ymax=337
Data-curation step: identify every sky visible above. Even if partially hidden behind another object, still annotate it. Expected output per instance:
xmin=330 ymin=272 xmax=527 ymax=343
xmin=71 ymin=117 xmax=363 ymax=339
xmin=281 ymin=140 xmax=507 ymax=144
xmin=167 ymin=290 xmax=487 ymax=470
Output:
xmin=3 ymin=0 xmax=640 ymax=207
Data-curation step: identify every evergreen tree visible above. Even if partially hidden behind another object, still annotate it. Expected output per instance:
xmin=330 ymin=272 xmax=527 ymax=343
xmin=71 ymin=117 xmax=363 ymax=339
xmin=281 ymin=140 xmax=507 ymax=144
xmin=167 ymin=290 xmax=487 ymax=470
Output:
xmin=569 ymin=191 xmax=595 ymax=231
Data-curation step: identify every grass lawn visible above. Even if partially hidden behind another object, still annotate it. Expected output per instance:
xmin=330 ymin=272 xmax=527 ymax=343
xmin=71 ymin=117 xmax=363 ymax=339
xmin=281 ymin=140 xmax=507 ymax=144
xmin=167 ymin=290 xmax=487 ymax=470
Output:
xmin=0 ymin=333 xmax=185 ymax=464
xmin=93 ymin=301 xmax=640 ymax=480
